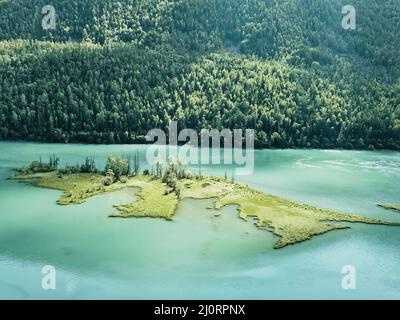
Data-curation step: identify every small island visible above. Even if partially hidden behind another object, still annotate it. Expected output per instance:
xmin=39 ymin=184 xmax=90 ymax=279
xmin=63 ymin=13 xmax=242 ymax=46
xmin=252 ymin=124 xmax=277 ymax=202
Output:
xmin=378 ymin=204 xmax=400 ymax=213
xmin=11 ymin=155 xmax=400 ymax=249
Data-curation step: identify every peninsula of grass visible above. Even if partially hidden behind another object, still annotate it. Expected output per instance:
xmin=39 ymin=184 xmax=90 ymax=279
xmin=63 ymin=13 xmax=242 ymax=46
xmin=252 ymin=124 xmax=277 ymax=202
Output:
xmin=11 ymin=155 xmax=400 ymax=249
xmin=378 ymin=204 xmax=400 ymax=213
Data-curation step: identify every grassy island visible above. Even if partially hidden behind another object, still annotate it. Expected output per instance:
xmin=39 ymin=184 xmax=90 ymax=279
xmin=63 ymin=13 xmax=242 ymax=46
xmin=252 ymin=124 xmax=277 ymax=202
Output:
xmin=11 ymin=156 xmax=400 ymax=249
xmin=378 ymin=204 xmax=400 ymax=213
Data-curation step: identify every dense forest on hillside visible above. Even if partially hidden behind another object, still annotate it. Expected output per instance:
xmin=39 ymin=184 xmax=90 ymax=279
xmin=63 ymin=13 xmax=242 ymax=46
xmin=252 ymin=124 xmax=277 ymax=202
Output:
xmin=0 ymin=0 xmax=399 ymax=149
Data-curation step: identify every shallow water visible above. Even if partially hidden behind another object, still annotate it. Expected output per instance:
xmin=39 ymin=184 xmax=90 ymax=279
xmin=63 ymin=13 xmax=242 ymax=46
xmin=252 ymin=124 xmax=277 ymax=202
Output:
xmin=0 ymin=142 xmax=399 ymax=299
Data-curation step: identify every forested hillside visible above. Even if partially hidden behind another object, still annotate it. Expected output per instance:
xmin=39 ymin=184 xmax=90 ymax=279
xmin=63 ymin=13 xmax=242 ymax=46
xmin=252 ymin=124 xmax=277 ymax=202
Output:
xmin=0 ymin=0 xmax=399 ymax=149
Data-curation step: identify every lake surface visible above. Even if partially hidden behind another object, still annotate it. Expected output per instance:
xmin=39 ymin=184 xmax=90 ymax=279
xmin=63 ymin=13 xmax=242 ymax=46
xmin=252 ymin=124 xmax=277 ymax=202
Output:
xmin=0 ymin=141 xmax=399 ymax=299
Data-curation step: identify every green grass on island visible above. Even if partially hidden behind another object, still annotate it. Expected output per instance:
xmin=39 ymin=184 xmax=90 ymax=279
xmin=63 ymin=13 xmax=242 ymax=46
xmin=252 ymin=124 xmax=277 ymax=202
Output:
xmin=11 ymin=156 xmax=400 ymax=249
xmin=378 ymin=204 xmax=400 ymax=213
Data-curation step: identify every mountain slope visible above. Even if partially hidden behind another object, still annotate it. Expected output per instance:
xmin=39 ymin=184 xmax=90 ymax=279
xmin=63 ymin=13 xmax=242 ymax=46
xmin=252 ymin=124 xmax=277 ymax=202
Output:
xmin=0 ymin=0 xmax=399 ymax=149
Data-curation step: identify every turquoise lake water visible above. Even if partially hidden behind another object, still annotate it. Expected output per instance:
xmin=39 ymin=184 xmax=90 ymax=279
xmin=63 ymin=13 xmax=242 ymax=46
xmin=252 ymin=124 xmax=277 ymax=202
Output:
xmin=0 ymin=141 xmax=399 ymax=299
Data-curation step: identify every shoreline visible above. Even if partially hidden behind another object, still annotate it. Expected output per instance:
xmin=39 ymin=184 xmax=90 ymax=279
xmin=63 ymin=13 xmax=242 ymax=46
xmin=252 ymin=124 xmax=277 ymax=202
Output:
xmin=1 ymin=140 xmax=399 ymax=153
